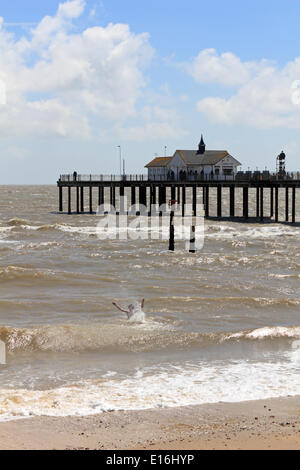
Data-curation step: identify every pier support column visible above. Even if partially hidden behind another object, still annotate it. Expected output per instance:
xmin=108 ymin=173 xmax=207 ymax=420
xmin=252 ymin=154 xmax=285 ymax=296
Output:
xmin=89 ymin=186 xmax=93 ymax=214
xmin=152 ymin=185 xmax=156 ymax=205
xmin=80 ymin=187 xmax=84 ymax=213
xmin=131 ymin=186 xmax=136 ymax=209
xmin=260 ymin=187 xmax=264 ymax=222
xmin=217 ymin=185 xmax=222 ymax=218
xmin=270 ymin=187 xmax=274 ymax=218
xmin=192 ymin=185 xmax=197 ymax=216
xmin=285 ymin=187 xmax=289 ymax=222
xmin=159 ymin=186 xmax=166 ymax=215
xmin=205 ymin=186 xmax=209 ymax=218
xmin=110 ymin=186 xmax=113 ymax=207
xmin=76 ymin=186 xmax=80 ymax=214
xmin=149 ymin=186 xmax=156 ymax=215
xmin=112 ymin=186 xmax=116 ymax=209
xmin=139 ymin=186 xmax=147 ymax=213
xmin=275 ymin=187 xmax=279 ymax=222
xmin=256 ymin=187 xmax=260 ymax=218
xmin=171 ymin=185 xmax=176 ymax=204
xmin=182 ymin=185 xmax=186 ymax=217
xmin=292 ymin=187 xmax=296 ymax=224
xmin=68 ymin=186 xmax=71 ymax=214
xmin=177 ymin=186 xmax=180 ymax=204
xmin=230 ymin=186 xmax=235 ymax=218
xmin=98 ymin=186 xmax=104 ymax=208
xmin=59 ymin=186 xmax=63 ymax=212
xmin=120 ymin=185 xmax=125 ymax=214
xmin=243 ymin=187 xmax=249 ymax=219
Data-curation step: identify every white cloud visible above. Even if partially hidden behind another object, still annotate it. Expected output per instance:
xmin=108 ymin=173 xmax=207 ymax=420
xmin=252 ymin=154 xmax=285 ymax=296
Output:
xmin=190 ymin=49 xmax=256 ymax=86
xmin=0 ymin=0 xmax=156 ymax=139
xmin=192 ymin=49 xmax=300 ymax=129
xmin=118 ymin=105 xmax=188 ymax=141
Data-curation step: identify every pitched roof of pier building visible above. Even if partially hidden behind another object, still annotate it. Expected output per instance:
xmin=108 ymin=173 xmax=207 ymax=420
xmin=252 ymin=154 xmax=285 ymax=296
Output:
xmin=145 ymin=136 xmax=241 ymax=168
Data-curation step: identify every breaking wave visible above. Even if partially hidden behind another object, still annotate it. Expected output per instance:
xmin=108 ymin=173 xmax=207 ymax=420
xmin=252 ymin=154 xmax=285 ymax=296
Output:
xmin=1 ymin=323 xmax=300 ymax=355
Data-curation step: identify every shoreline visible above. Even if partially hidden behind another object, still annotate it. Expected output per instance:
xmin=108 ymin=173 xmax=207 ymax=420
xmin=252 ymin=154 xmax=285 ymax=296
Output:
xmin=0 ymin=395 xmax=299 ymax=450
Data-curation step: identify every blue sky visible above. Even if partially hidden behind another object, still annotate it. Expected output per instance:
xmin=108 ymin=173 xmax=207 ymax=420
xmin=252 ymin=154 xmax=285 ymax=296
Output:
xmin=0 ymin=0 xmax=300 ymax=183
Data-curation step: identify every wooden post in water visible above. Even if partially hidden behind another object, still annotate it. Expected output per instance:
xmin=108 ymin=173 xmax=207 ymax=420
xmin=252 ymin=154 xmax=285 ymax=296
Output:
xmin=292 ymin=187 xmax=296 ymax=224
xmin=243 ymin=186 xmax=249 ymax=219
xmin=285 ymin=187 xmax=289 ymax=222
xmin=68 ymin=186 xmax=71 ymax=214
xmin=189 ymin=223 xmax=196 ymax=253
xmin=256 ymin=187 xmax=260 ymax=218
xmin=59 ymin=186 xmax=63 ymax=212
xmin=169 ymin=210 xmax=175 ymax=251
xmin=217 ymin=185 xmax=222 ymax=218
xmin=80 ymin=186 xmax=84 ymax=213
xmin=275 ymin=187 xmax=279 ymax=222
xmin=260 ymin=186 xmax=264 ymax=222
xmin=230 ymin=185 xmax=235 ymax=218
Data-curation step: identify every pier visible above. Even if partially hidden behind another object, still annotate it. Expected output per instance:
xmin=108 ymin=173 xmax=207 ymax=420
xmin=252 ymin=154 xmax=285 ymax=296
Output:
xmin=57 ymin=172 xmax=300 ymax=224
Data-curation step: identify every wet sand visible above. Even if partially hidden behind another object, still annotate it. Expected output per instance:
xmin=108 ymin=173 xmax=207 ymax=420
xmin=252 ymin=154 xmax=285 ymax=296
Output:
xmin=0 ymin=396 xmax=299 ymax=450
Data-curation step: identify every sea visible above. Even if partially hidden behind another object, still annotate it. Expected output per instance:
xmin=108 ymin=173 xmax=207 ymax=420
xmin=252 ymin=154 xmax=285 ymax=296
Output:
xmin=0 ymin=185 xmax=299 ymax=421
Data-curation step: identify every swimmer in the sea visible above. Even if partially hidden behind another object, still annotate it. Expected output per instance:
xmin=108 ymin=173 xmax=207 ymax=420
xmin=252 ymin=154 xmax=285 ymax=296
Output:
xmin=112 ymin=299 xmax=145 ymax=321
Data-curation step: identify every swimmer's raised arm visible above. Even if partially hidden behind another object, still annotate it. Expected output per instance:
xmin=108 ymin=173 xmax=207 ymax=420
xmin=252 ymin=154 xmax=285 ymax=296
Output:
xmin=112 ymin=302 xmax=129 ymax=314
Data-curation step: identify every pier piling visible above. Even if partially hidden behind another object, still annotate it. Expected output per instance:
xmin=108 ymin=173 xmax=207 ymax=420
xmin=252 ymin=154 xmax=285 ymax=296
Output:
xmin=230 ymin=186 xmax=235 ymax=218
xmin=292 ymin=187 xmax=296 ymax=224
xmin=217 ymin=185 xmax=222 ymax=218
xmin=260 ymin=187 xmax=264 ymax=222
xmin=243 ymin=187 xmax=249 ymax=219
xmin=89 ymin=186 xmax=93 ymax=214
xmin=68 ymin=186 xmax=71 ymax=214
xmin=285 ymin=187 xmax=289 ymax=222
xmin=59 ymin=186 xmax=63 ymax=212
xmin=275 ymin=187 xmax=279 ymax=222
xmin=76 ymin=186 xmax=80 ymax=214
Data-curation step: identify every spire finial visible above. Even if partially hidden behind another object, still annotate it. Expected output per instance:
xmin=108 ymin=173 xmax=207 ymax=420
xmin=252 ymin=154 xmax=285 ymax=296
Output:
xmin=197 ymin=134 xmax=206 ymax=154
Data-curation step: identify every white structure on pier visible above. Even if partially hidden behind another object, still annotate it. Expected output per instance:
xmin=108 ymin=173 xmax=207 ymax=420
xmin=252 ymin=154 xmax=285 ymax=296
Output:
xmin=145 ymin=136 xmax=241 ymax=181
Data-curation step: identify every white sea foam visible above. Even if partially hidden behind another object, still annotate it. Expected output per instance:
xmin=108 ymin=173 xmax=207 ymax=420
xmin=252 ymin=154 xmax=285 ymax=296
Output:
xmin=227 ymin=326 xmax=300 ymax=340
xmin=0 ymin=349 xmax=299 ymax=421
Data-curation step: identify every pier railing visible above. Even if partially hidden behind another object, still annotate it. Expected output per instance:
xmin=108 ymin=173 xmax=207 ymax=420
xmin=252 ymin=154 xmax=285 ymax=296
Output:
xmin=59 ymin=171 xmax=300 ymax=183
xmin=59 ymin=174 xmax=148 ymax=182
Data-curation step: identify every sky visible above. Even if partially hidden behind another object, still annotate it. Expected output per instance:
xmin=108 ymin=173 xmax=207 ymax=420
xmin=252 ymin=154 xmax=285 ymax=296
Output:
xmin=0 ymin=0 xmax=300 ymax=183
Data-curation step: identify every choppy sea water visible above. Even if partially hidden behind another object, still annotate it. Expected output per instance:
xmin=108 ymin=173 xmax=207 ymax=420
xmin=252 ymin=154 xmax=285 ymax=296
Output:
xmin=0 ymin=185 xmax=299 ymax=421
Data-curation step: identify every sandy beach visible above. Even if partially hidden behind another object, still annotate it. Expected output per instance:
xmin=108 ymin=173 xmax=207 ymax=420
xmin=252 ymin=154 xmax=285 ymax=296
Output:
xmin=0 ymin=396 xmax=299 ymax=450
